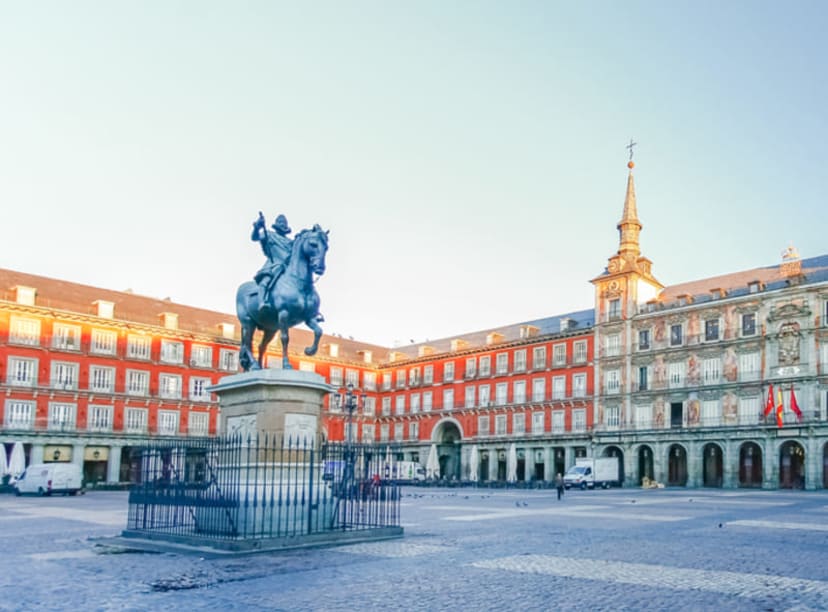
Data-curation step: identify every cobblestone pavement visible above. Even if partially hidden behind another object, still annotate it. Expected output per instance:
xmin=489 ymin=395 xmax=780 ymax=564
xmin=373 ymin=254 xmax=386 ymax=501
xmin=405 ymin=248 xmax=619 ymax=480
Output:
xmin=2 ymin=487 xmax=828 ymax=611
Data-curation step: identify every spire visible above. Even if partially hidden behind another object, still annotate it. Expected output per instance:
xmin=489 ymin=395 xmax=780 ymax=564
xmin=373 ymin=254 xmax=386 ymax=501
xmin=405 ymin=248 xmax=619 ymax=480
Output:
xmin=617 ymin=159 xmax=642 ymax=259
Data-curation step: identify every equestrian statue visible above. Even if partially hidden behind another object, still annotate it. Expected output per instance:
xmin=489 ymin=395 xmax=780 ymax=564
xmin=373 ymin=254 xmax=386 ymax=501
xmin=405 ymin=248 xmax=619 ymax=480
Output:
xmin=236 ymin=212 xmax=329 ymax=371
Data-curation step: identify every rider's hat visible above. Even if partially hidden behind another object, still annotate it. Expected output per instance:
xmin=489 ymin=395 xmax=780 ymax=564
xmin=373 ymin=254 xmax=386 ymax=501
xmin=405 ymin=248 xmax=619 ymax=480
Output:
xmin=271 ymin=214 xmax=292 ymax=235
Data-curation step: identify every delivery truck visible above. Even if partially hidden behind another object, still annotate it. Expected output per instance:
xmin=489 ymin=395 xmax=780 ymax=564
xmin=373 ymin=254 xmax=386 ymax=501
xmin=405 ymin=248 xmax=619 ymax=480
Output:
xmin=563 ymin=457 xmax=620 ymax=490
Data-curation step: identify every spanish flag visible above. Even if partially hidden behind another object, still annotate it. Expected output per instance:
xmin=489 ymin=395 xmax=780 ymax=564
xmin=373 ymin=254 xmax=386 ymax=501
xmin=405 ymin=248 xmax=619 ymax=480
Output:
xmin=776 ymin=388 xmax=785 ymax=427
xmin=764 ymin=384 xmax=775 ymax=417
xmin=790 ymin=386 xmax=803 ymax=421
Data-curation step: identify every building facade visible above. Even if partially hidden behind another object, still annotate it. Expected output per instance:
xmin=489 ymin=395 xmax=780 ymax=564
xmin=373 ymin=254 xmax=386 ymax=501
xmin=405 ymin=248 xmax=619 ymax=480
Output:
xmin=2 ymin=161 xmax=827 ymax=489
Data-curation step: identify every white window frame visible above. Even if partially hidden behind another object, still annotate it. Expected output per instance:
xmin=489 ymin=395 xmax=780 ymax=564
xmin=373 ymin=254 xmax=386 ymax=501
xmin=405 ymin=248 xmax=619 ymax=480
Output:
xmin=395 ymin=395 xmax=405 ymax=415
xmin=495 ymin=353 xmax=508 ymax=375
xmin=513 ymin=380 xmax=526 ymax=404
xmin=740 ymin=351 xmax=760 ymax=381
xmin=52 ymin=323 xmax=81 ymax=351
xmin=738 ymin=396 xmax=760 ymax=425
xmin=532 ymin=378 xmax=545 ymax=402
xmin=381 ymin=397 xmax=391 ymax=416
xmin=635 ymin=403 xmax=652 ymax=429
xmin=4 ymin=400 xmax=35 ymax=429
xmin=532 ymin=346 xmax=546 ymax=370
xmin=465 ymin=358 xmax=476 ymax=378
xmin=394 ymin=423 xmax=404 ymax=441
xmin=189 ymin=411 xmax=209 ymax=436
xmin=127 ymin=334 xmax=152 ymax=360
xmin=160 ymin=340 xmax=184 ymax=364
xmin=9 ymin=316 xmax=41 ymax=346
xmin=410 ymin=393 xmax=420 ymax=414
xmin=126 ymin=369 xmax=150 ymax=396
xmin=512 ymin=413 xmax=525 ymax=435
xmin=532 ymin=411 xmax=545 ymax=434
xmin=48 ymin=402 xmax=76 ymax=431
xmin=605 ymin=369 xmax=620 ymax=394
xmin=573 ymin=340 xmax=587 ymax=364
xmin=572 ymin=409 xmax=586 ymax=432
xmin=514 ymin=349 xmax=527 ymax=373
xmin=408 ymin=422 xmax=419 ymax=440
xmin=363 ymin=372 xmax=376 ymax=391
xmin=50 ymin=361 xmax=79 ymax=390
xmin=362 ymin=424 xmax=375 ymax=443
xmin=478 ymin=415 xmax=490 ymax=437
xmin=605 ymin=405 xmax=620 ymax=429
xmin=159 ymin=373 xmax=183 ymax=399
xmin=442 ymin=388 xmax=454 ymax=410
xmin=669 ymin=324 xmax=684 ymax=347
xmin=329 ymin=367 xmax=343 ymax=387
xmin=553 ymin=344 xmax=567 ymax=366
xmin=668 ymin=362 xmax=685 ymax=388
xmin=88 ymin=405 xmax=114 ymax=432
xmin=704 ymin=318 xmax=721 ymax=342
xmin=190 ymin=344 xmax=213 ymax=368
xmin=189 ymin=376 xmax=212 ymax=401
xmin=701 ymin=400 xmax=719 ymax=426
xmin=8 ymin=357 xmax=37 ymax=387
xmin=495 ymin=382 xmax=508 ymax=406
xmin=423 ymin=391 xmax=432 ymax=412
xmin=551 ymin=410 xmax=564 ymax=433
xmin=423 ymin=365 xmax=434 ymax=385
xmin=219 ymin=349 xmax=239 ymax=372
xmin=89 ymin=366 xmax=115 ymax=393
xmin=605 ymin=334 xmax=621 ymax=357
xmin=345 ymin=369 xmax=359 ymax=388
xmin=478 ymin=385 xmax=490 ymax=407
xmin=158 ymin=410 xmax=179 ymax=436
xmin=478 ymin=356 xmax=491 ymax=377
xmin=702 ymin=358 xmax=721 ymax=385
xmin=552 ymin=376 xmax=566 ymax=400
xmin=125 ymin=408 xmax=148 ymax=433
xmin=443 ymin=361 xmax=455 ymax=382
xmin=495 ymin=414 xmax=507 ymax=436
xmin=572 ymin=373 xmax=587 ymax=398
xmin=90 ymin=329 xmax=117 ymax=355
xmin=465 ymin=386 xmax=476 ymax=408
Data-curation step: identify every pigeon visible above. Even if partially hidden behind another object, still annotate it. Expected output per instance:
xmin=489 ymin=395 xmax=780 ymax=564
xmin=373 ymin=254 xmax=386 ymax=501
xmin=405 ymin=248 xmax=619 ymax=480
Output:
xmin=515 ymin=501 xmax=521 ymax=507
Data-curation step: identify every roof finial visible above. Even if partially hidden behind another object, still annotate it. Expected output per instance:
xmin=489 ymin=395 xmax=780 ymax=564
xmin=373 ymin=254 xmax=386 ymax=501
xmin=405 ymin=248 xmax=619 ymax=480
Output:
xmin=626 ymin=138 xmax=637 ymax=169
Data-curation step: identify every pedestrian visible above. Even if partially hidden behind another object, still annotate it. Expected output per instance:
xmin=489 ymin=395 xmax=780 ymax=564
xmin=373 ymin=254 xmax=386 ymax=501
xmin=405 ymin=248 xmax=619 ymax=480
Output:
xmin=555 ymin=472 xmax=565 ymax=501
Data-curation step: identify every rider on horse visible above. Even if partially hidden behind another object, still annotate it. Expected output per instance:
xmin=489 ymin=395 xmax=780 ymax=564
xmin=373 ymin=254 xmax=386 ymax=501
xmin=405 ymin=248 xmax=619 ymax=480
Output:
xmin=251 ymin=212 xmax=292 ymax=315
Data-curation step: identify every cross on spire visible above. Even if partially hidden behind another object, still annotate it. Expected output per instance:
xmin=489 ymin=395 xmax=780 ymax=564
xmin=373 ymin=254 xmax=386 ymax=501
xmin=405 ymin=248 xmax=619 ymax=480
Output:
xmin=626 ymin=138 xmax=637 ymax=161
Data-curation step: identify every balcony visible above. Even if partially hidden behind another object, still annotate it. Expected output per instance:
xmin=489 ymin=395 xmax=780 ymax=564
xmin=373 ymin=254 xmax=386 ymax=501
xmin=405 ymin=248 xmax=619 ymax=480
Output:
xmin=593 ymin=410 xmax=824 ymax=433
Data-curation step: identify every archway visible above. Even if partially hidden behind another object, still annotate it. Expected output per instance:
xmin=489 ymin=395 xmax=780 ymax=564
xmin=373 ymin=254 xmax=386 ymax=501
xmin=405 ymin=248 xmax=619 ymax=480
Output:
xmin=738 ymin=442 xmax=763 ymax=488
xmin=702 ymin=443 xmax=723 ymax=487
xmin=667 ymin=444 xmax=687 ymax=487
xmin=637 ymin=445 xmax=654 ymax=485
xmin=433 ymin=420 xmax=463 ymax=481
xmin=602 ymin=445 xmax=625 ymax=484
xmin=779 ymin=441 xmax=805 ymax=489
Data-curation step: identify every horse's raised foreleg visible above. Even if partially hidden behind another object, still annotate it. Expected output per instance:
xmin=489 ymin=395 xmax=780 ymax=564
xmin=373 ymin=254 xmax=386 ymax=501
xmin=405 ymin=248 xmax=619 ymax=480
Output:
xmin=278 ymin=312 xmax=292 ymax=369
xmin=257 ymin=328 xmax=277 ymax=369
xmin=304 ymin=317 xmax=323 ymax=357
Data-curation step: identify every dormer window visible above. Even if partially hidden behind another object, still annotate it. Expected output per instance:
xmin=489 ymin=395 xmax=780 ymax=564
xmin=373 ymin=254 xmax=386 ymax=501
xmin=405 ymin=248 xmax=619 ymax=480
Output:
xmin=94 ymin=300 xmax=114 ymax=319
xmin=160 ymin=312 xmax=179 ymax=330
xmin=218 ymin=323 xmax=235 ymax=339
xmin=748 ymin=281 xmax=762 ymax=294
xmin=14 ymin=285 xmax=36 ymax=306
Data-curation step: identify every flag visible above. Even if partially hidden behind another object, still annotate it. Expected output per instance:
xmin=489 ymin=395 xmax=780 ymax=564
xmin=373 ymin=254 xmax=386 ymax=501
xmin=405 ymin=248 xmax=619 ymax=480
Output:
xmin=764 ymin=384 xmax=775 ymax=417
xmin=776 ymin=388 xmax=784 ymax=427
xmin=790 ymin=386 xmax=803 ymax=421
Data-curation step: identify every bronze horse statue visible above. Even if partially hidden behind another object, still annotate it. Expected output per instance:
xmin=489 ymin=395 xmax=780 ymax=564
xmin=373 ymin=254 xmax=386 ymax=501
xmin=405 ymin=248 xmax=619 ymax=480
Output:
xmin=236 ymin=224 xmax=329 ymax=371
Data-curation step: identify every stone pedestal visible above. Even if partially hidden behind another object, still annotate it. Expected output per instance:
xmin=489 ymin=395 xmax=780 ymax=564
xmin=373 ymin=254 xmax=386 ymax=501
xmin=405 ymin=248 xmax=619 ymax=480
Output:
xmin=209 ymin=368 xmax=332 ymax=441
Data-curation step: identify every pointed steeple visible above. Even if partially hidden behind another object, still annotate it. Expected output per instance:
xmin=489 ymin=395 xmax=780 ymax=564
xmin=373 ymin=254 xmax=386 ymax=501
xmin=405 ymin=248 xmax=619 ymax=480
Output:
xmin=617 ymin=160 xmax=642 ymax=259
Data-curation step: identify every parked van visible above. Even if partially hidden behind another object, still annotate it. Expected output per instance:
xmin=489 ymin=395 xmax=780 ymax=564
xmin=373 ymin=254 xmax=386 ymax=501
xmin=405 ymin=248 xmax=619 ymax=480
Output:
xmin=13 ymin=463 xmax=83 ymax=496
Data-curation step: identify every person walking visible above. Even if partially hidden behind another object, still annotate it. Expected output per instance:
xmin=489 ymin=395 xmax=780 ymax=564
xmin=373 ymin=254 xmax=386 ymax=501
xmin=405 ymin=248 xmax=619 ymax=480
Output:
xmin=555 ymin=472 xmax=565 ymax=501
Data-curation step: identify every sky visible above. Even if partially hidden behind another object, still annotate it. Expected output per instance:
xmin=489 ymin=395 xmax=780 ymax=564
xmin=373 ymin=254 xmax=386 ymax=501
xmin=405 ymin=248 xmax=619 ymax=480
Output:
xmin=1 ymin=2 xmax=826 ymax=348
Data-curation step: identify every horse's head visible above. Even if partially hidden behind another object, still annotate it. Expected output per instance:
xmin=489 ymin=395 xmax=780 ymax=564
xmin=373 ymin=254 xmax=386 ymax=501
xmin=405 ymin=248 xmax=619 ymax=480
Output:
xmin=293 ymin=224 xmax=329 ymax=276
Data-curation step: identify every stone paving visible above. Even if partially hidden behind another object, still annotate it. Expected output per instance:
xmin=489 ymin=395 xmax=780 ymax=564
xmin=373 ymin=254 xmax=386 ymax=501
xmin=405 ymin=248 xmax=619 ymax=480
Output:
xmin=1 ymin=487 xmax=828 ymax=611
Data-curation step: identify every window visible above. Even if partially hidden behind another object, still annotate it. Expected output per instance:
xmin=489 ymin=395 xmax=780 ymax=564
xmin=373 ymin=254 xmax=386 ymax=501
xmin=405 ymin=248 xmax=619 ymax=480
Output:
xmin=738 ymin=396 xmax=759 ymax=425
xmin=408 ymin=367 xmax=420 ymax=386
xmin=219 ymin=349 xmax=239 ymax=372
xmin=670 ymin=324 xmax=683 ymax=347
xmin=126 ymin=370 xmax=149 ymax=396
xmin=9 ymin=316 xmax=40 ymax=346
xmin=701 ymin=400 xmax=719 ymax=426
xmin=394 ymin=423 xmax=404 ymax=441
xmin=495 ymin=353 xmax=508 ymax=375
xmin=90 ymin=366 xmax=114 ymax=393
xmin=740 ymin=352 xmax=760 ymax=381
xmin=443 ymin=362 xmax=455 ymax=382
xmin=395 ymin=395 xmax=405 ymax=415
xmin=381 ymin=373 xmax=391 ymax=390
xmin=605 ymin=369 xmax=620 ymax=394
xmin=702 ymin=358 xmax=721 ymax=385
xmin=552 ymin=376 xmax=566 ymax=400
xmin=48 ymin=402 xmax=76 ymax=431
xmin=160 ymin=340 xmax=184 ymax=364
xmin=638 ymin=329 xmax=650 ymax=351
xmin=410 ymin=394 xmax=420 ymax=414
xmin=572 ymin=409 xmax=586 ymax=432
xmin=478 ymin=357 xmax=491 ymax=377
xmin=125 ymin=408 xmax=148 ymax=433
xmin=495 ymin=414 xmax=507 ymax=435
xmin=478 ymin=415 xmax=490 ymax=436
xmin=513 ymin=413 xmax=525 ymax=435
xmin=8 ymin=357 xmax=37 ymax=387
xmin=329 ymin=394 xmax=342 ymax=413
xmin=608 ymin=298 xmax=621 ymax=320
xmin=88 ymin=405 xmax=113 ymax=432
xmin=191 ymin=345 xmax=213 ymax=368
xmin=345 ymin=369 xmax=359 ymax=388
xmin=742 ymin=313 xmax=757 ymax=336
xmin=159 ymin=374 xmax=182 ymax=399
xmin=49 ymin=361 xmax=78 ymax=390
xmin=573 ymin=341 xmax=587 ymax=364
xmin=605 ymin=334 xmax=621 ymax=357
xmin=513 ymin=380 xmax=526 ymax=404
xmin=514 ymin=350 xmax=527 ymax=373
xmin=90 ymin=329 xmax=117 ymax=355
xmin=465 ymin=358 xmax=476 ymax=378
xmin=465 ymin=386 xmax=476 ymax=408
xmin=605 ymin=405 xmax=620 ymax=429
xmin=52 ymin=323 xmax=81 ymax=351
xmin=158 ymin=410 xmax=179 ymax=435
xmin=4 ymin=400 xmax=35 ymax=429
xmin=668 ymin=362 xmax=685 ymax=388
xmin=330 ymin=367 xmax=343 ymax=387
xmin=524 ymin=379 xmax=542 ymax=405
xmin=423 ymin=391 xmax=432 ymax=412
xmin=364 ymin=372 xmax=376 ymax=391
xmin=362 ymin=425 xmax=375 ymax=443
xmin=635 ymin=404 xmax=652 ymax=429
xmin=638 ymin=366 xmax=649 ymax=391
xmin=423 ymin=365 xmax=434 ymax=385
xmin=363 ymin=397 xmax=375 ymax=416
xmin=127 ymin=335 xmax=152 ymax=360
xmin=442 ymin=388 xmax=454 ymax=410
xmin=190 ymin=377 xmax=212 ymax=401
xmin=553 ymin=344 xmax=567 ymax=366
xmin=478 ymin=385 xmax=490 ymax=407
xmin=396 ymin=369 xmax=406 ymax=388
xmin=379 ymin=424 xmax=390 ymax=442
xmin=532 ymin=346 xmax=546 ymax=369
xmin=572 ymin=373 xmax=586 ymax=397
xmin=381 ymin=397 xmax=391 ymax=416
xmin=551 ymin=410 xmax=564 ymax=432
xmin=409 ymin=422 xmax=419 ymax=440
xmin=189 ymin=412 xmax=209 ymax=436
xmin=533 ymin=411 xmax=546 ymax=434
xmin=495 ymin=383 xmax=508 ymax=406
xmin=704 ymin=319 xmax=720 ymax=342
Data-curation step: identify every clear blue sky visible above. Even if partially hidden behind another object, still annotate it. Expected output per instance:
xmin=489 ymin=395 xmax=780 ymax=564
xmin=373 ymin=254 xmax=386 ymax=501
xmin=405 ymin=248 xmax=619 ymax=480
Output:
xmin=1 ymin=2 xmax=826 ymax=347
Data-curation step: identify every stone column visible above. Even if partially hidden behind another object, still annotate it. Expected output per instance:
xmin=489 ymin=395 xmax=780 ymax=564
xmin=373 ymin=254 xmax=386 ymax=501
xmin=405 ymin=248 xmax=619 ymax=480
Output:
xmin=107 ymin=445 xmax=122 ymax=483
xmin=722 ymin=439 xmax=737 ymax=489
xmin=488 ymin=448 xmax=498 ymax=481
xmin=523 ymin=448 xmax=532 ymax=483
xmin=72 ymin=443 xmax=85 ymax=469
xmin=654 ymin=441 xmax=667 ymax=485
xmin=623 ymin=446 xmax=636 ymax=488
xmin=544 ymin=447 xmax=554 ymax=483
xmin=762 ymin=436 xmax=776 ymax=489
xmin=686 ymin=440 xmax=701 ymax=488
xmin=30 ymin=443 xmax=45 ymax=466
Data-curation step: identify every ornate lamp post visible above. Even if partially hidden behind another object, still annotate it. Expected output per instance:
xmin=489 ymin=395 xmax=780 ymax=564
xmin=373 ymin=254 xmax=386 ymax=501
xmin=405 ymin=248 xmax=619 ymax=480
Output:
xmin=341 ymin=383 xmax=366 ymax=494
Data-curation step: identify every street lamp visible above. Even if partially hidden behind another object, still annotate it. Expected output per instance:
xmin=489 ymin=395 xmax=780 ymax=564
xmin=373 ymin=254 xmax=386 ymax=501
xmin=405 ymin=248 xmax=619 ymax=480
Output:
xmin=341 ymin=383 xmax=366 ymax=445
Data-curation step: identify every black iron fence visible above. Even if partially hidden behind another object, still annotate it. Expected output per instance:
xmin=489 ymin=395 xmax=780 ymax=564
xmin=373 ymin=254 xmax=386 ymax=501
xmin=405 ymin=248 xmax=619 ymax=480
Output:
xmin=125 ymin=435 xmax=400 ymax=541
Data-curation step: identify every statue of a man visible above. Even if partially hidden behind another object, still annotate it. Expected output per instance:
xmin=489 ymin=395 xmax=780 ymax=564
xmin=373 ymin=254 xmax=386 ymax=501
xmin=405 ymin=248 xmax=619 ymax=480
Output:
xmin=251 ymin=212 xmax=293 ymax=313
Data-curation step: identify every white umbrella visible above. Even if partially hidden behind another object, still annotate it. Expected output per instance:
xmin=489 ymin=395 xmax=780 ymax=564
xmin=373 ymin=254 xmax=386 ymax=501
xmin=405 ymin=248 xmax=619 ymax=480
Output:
xmin=506 ymin=443 xmax=518 ymax=483
xmin=426 ymin=444 xmax=440 ymax=480
xmin=9 ymin=442 xmax=26 ymax=478
xmin=0 ymin=444 xmax=8 ymax=477
xmin=468 ymin=445 xmax=479 ymax=482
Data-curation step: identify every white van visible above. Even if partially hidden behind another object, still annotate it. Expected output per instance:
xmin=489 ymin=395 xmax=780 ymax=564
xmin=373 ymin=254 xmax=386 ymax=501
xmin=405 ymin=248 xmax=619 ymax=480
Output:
xmin=13 ymin=463 xmax=83 ymax=496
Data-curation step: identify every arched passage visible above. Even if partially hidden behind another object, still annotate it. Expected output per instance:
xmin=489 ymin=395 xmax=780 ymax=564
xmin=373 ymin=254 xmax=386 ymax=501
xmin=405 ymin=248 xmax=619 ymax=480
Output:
xmin=738 ymin=442 xmax=763 ymax=488
xmin=779 ymin=441 xmax=805 ymax=489
xmin=637 ymin=445 xmax=654 ymax=485
xmin=667 ymin=444 xmax=688 ymax=487
xmin=602 ymin=445 xmax=625 ymax=485
xmin=433 ymin=420 xmax=463 ymax=481
xmin=702 ymin=443 xmax=723 ymax=488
